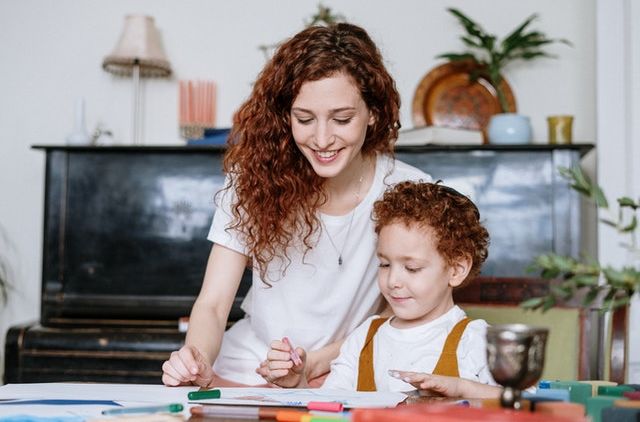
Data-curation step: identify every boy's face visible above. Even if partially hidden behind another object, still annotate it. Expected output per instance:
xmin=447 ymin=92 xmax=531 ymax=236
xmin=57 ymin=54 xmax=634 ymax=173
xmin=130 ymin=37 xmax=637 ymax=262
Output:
xmin=376 ymin=222 xmax=467 ymax=329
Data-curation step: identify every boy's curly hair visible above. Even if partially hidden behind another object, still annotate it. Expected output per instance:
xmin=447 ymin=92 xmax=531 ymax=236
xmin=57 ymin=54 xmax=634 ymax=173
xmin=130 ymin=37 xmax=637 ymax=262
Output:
xmin=372 ymin=181 xmax=489 ymax=286
xmin=222 ymin=23 xmax=400 ymax=282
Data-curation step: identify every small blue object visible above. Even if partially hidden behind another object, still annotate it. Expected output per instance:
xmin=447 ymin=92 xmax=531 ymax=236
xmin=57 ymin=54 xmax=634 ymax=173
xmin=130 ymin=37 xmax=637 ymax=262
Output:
xmin=186 ymin=128 xmax=230 ymax=146
xmin=538 ymin=380 xmax=554 ymax=389
xmin=487 ymin=113 xmax=532 ymax=144
xmin=523 ymin=388 xmax=570 ymax=402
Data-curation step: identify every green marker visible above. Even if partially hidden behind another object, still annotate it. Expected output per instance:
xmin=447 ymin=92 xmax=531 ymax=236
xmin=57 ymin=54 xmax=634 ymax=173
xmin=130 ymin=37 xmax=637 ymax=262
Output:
xmin=101 ymin=403 xmax=183 ymax=415
xmin=188 ymin=389 xmax=222 ymax=400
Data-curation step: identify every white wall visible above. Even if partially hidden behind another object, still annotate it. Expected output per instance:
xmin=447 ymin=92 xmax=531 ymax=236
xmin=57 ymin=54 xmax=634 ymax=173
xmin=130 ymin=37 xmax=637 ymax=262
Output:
xmin=0 ymin=0 xmax=607 ymax=381
xmin=596 ymin=0 xmax=640 ymax=383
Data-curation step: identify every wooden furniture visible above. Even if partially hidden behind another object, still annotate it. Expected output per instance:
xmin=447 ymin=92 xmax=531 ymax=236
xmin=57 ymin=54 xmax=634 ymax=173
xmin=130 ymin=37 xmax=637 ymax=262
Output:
xmin=454 ymin=277 xmax=628 ymax=383
xmin=4 ymin=144 xmax=596 ymax=384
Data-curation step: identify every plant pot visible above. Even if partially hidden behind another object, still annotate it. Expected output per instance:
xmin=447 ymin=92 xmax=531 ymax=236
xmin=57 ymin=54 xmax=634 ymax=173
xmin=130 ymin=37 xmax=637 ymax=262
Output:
xmin=488 ymin=113 xmax=532 ymax=144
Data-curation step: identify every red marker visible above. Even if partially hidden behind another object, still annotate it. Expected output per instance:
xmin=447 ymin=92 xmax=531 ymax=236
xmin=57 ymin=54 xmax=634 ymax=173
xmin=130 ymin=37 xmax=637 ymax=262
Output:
xmin=282 ymin=337 xmax=303 ymax=366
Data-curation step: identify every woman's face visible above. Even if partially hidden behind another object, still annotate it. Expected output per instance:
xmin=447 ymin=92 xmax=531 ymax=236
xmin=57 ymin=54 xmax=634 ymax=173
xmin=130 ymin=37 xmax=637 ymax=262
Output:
xmin=290 ymin=72 xmax=374 ymax=180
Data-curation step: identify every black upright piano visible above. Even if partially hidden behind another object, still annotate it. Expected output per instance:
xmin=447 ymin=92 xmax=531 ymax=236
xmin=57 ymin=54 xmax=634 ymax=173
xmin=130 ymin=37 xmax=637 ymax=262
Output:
xmin=4 ymin=143 xmax=592 ymax=384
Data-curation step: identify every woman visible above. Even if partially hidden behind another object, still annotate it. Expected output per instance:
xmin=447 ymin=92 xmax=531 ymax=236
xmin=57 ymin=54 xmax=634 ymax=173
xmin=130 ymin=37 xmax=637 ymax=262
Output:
xmin=162 ymin=22 xmax=429 ymax=387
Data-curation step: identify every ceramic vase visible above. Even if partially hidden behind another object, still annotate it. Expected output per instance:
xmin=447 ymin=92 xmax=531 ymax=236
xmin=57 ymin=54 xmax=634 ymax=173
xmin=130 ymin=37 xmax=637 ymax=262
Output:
xmin=488 ymin=113 xmax=532 ymax=144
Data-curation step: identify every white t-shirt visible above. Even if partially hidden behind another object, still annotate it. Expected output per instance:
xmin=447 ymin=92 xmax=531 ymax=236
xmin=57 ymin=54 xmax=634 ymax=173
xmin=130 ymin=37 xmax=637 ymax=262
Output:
xmin=207 ymin=154 xmax=429 ymax=385
xmin=322 ymin=305 xmax=497 ymax=391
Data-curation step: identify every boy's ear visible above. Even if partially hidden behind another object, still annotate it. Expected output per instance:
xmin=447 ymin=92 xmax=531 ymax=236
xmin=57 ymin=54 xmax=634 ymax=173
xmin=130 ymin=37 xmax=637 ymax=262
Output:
xmin=449 ymin=255 xmax=472 ymax=288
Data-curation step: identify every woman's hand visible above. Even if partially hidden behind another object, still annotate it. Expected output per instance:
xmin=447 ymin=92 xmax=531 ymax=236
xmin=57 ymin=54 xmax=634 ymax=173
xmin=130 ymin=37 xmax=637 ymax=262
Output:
xmin=162 ymin=344 xmax=215 ymax=387
xmin=389 ymin=370 xmax=501 ymax=399
xmin=256 ymin=339 xmax=307 ymax=388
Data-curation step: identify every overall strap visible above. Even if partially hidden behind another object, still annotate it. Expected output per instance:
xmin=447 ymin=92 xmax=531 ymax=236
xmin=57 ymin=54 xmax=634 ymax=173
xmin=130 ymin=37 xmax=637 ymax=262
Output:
xmin=356 ymin=317 xmax=388 ymax=391
xmin=431 ymin=317 xmax=473 ymax=377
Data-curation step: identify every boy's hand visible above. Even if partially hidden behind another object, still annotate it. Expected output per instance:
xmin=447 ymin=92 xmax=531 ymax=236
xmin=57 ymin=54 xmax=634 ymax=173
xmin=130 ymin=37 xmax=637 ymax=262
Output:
xmin=162 ymin=344 xmax=215 ymax=387
xmin=256 ymin=338 xmax=307 ymax=388
xmin=389 ymin=370 xmax=501 ymax=399
xmin=389 ymin=370 xmax=462 ymax=397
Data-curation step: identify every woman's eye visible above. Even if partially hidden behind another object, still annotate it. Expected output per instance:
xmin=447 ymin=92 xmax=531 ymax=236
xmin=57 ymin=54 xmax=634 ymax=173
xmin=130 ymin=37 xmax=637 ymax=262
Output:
xmin=378 ymin=263 xmax=390 ymax=268
xmin=405 ymin=267 xmax=421 ymax=273
xmin=296 ymin=118 xmax=313 ymax=125
xmin=334 ymin=118 xmax=352 ymax=125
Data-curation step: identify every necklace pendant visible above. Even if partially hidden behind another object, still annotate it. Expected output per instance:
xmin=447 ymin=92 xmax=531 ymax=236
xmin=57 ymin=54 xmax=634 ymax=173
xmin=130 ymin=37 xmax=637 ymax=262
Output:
xmin=338 ymin=256 xmax=343 ymax=266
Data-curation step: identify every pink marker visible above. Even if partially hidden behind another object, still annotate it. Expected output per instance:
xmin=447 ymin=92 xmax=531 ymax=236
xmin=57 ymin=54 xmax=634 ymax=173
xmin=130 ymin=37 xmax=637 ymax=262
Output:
xmin=282 ymin=337 xmax=303 ymax=366
xmin=307 ymin=401 xmax=344 ymax=412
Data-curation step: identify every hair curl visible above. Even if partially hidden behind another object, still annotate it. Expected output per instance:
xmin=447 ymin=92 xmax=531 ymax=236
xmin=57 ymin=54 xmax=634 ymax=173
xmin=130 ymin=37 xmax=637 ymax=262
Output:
xmin=372 ymin=181 xmax=489 ymax=287
xmin=222 ymin=23 xmax=401 ymax=282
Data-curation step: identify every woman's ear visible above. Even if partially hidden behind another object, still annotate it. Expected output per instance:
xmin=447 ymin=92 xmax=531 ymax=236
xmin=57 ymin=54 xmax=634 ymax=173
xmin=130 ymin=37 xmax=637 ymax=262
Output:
xmin=368 ymin=110 xmax=375 ymax=126
xmin=448 ymin=255 xmax=472 ymax=288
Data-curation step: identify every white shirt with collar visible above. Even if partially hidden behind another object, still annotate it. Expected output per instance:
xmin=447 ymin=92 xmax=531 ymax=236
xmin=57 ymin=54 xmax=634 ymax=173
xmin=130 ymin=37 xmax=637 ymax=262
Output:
xmin=322 ymin=305 xmax=497 ymax=391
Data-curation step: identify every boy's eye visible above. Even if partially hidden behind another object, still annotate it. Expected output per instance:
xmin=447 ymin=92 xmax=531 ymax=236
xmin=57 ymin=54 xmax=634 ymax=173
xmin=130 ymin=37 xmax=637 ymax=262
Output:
xmin=405 ymin=266 xmax=421 ymax=273
xmin=378 ymin=262 xmax=390 ymax=268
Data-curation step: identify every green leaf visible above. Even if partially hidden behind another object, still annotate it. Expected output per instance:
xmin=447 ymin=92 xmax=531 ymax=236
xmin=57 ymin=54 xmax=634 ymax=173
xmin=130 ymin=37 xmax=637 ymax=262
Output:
xmin=582 ymin=287 xmax=600 ymax=307
xmin=621 ymin=216 xmax=638 ymax=233
xmin=571 ymin=274 xmax=599 ymax=287
xmin=618 ymin=197 xmax=639 ymax=209
xmin=436 ymin=53 xmax=479 ymax=62
xmin=461 ymin=36 xmax=482 ymax=49
xmin=542 ymin=295 xmax=556 ymax=312
xmin=502 ymin=14 xmax=537 ymax=45
xmin=601 ymin=288 xmax=617 ymax=312
xmin=447 ymin=8 xmax=488 ymax=43
xmin=613 ymin=295 xmax=631 ymax=309
xmin=550 ymin=285 xmax=567 ymax=299
xmin=602 ymin=268 xmax=627 ymax=286
xmin=521 ymin=296 xmax=545 ymax=309
xmin=592 ymin=185 xmax=609 ymax=208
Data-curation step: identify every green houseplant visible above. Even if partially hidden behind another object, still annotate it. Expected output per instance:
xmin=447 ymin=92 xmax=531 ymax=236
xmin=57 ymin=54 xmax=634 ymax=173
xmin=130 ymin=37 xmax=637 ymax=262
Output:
xmin=437 ymin=8 xmax=571 ymax=144
xmin=524 ymin=166 xmax=640 ymax=312
xmin=438 ymin=8 xmax=571 ymax=113
xmin=258 ymin=3 xmax=345 ymax=60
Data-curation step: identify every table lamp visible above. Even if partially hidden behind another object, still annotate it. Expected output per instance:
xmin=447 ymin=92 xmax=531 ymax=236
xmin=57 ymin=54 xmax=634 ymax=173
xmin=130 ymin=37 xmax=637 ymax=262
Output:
xmin=102 ymin=15 xmax=172 ymax=145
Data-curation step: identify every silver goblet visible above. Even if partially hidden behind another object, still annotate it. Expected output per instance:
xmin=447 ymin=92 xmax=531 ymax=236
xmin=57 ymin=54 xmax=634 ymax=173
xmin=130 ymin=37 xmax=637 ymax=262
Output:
xmin=486 ymin=324 xmax=549 ymax=409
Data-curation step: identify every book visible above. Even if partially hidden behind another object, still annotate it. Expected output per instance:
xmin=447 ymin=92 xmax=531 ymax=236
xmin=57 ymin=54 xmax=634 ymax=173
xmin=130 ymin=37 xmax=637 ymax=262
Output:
xmin=396 ymin=125 xmax=483 ymax=146
xmin=186 ymin=128 xmax=230 ymax=146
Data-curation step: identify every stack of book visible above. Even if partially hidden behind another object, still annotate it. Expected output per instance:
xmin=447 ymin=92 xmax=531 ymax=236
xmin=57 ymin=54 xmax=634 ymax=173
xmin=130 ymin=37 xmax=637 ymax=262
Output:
xmin=396 ymin=126 xmax=483 ymax=146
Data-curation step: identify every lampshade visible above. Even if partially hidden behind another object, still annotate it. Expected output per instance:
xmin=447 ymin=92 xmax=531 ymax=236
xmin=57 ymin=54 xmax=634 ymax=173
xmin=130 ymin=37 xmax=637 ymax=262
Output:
xmin=102 ymin=15 xmax=172 ymax=78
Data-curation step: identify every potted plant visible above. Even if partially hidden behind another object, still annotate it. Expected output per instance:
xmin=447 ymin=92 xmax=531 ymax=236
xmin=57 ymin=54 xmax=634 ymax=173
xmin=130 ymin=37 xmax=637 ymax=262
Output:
xmin=437 ymin=8 xmax=571 ymax=144
xmin=524 ymin=166 xmax=639 ymax=312
xmin=258 ymin=3 xmax=345 ymax=60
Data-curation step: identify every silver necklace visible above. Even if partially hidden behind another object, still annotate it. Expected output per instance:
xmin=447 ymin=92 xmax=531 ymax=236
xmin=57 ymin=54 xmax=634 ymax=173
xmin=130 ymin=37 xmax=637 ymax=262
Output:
xmin=323 ymin=172 xmax=365 ymax=267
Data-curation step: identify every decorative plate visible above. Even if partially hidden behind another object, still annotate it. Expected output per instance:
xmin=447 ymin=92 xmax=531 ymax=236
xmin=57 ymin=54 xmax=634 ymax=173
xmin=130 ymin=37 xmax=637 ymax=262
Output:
xmin=411 ymin=61 xmax=516 ymax=140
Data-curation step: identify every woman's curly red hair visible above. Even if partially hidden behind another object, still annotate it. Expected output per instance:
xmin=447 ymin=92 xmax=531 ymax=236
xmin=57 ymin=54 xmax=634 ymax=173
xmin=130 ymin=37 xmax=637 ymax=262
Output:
xmin=372 ymin=181 xmax=490 ymax=286
xmin=222 ymin=23 xmax=401 ymax=282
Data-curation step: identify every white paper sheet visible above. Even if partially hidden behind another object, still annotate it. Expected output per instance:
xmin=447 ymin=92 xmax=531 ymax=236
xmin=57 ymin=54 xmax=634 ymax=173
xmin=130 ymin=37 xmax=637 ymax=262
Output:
xmin=189 ymin=387 xmax=406 ymax=408
xmin=0 ymin=383 xmax=196 ymax=403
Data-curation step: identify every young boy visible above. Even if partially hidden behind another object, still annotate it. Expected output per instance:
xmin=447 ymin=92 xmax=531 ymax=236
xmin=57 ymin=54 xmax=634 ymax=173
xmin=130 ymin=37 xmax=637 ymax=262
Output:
xmin=258 ymin=181 xmax=501 ymax=398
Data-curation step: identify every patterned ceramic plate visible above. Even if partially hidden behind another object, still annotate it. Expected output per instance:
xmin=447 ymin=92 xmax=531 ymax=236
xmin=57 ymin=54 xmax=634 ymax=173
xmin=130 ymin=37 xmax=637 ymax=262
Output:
xmin=411 ymin=61 xmax=516 ymax=141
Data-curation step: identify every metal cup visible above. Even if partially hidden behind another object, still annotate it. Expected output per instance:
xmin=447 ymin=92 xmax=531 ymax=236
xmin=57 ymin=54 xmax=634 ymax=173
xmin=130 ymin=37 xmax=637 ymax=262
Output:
xmin=486 ymin=324 xmax=549 ymax=409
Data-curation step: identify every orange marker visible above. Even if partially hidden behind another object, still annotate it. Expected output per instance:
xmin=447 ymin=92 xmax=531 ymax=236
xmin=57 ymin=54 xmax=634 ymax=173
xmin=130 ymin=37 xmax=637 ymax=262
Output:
xmin=283 ymin=336 xmax=303 ymax=366
xmin=276 ymin=409 xmax=308 ymax=421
